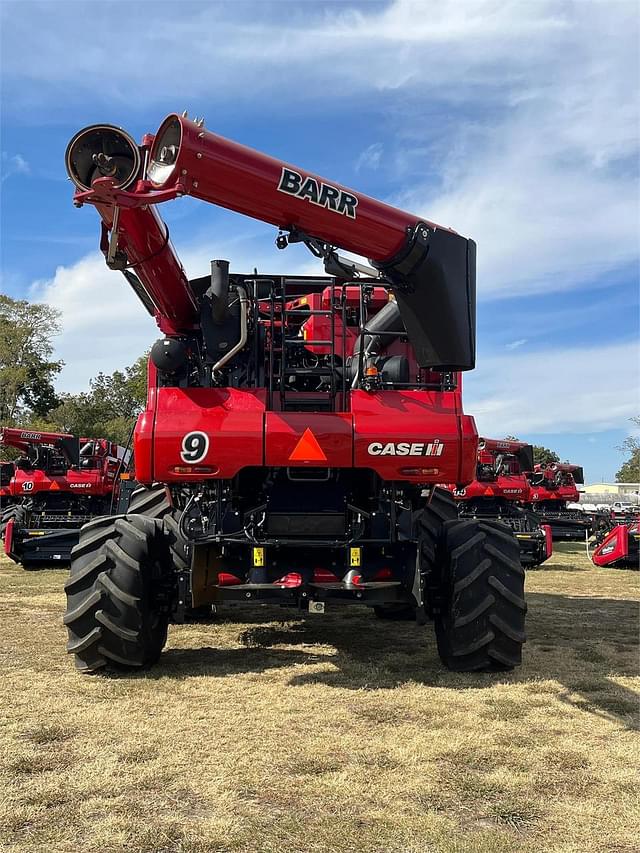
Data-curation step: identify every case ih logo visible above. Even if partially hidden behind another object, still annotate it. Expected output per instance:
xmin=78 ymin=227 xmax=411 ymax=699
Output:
xmin=367 ymin=440 xmax=445 ymax=457
xmin=69 ymin=483 xmax=91 ymax=489
xmin=277 ymin=168 xmax=359 ymax=219
xmin=20 ymin=432 xmax=42 ymax=440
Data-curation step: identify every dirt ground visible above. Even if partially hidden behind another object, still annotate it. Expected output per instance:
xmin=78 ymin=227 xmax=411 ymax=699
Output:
xmin=0 ymin=543 xmax=638 ymax=853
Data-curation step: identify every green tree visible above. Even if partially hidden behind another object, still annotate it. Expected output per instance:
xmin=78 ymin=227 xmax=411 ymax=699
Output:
xmin=532 ymin=445 xmax=560 ymax=466
xmin=0 ymin=295 xmax=63 ymax=422
xmin=41 ymin=355 xmax=148 ymax=447
xmin=503 ymin=436 xmax=560 ymax=467
xmin=616 ymin=417 xmax=640 ymax=483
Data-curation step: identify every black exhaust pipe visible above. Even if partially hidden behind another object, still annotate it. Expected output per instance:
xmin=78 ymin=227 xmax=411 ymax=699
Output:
xmin=209 ymin=259 xmax=229 ymax=325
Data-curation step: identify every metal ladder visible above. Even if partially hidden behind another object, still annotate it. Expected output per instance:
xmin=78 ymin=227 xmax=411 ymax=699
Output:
xmin=267 ymin=279 xmax=347 ymax=412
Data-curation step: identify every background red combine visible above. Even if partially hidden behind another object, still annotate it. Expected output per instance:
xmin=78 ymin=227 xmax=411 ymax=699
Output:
xmin=524 ymin=462 xmax=595 ymax=541
xmin=61 ymin=114 xmax=526 ymax=675
xmin=0 ymin=427 xmax=131 ymax=565
xmin=443 ymin=438 xmax=552 ymax=568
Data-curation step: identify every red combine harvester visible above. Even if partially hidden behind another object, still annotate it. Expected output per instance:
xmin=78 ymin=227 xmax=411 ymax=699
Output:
xmin=524 ymin=462 xmax=593 ymax=541
xmin=444 ymin=438 xmax=552 ymax=568
xmin=62 ymin=114 xmax=526 ymax=674
xmin=591 ymin=515 xmax=639 ymax=569
xmin=0 ymin=427 xmax=130 ymax=565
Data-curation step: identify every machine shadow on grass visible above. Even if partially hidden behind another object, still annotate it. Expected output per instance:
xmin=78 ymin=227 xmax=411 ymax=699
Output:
xmin=136 ymin=590 xmax=639 ymax=730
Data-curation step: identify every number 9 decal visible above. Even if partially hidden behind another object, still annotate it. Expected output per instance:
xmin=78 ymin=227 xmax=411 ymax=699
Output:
xmin=180 ymin=431 xmax=209 ymax=463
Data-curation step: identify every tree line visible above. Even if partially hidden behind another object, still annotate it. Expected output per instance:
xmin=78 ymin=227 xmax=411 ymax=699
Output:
xmin=1 ymin=293 xmax=638 ymax=481
xmin=0 ymin=295 xmax=146 ymax=454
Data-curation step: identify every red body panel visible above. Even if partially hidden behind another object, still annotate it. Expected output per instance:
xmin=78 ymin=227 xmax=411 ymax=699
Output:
xmin=351 ymin=391 xmax=476 ymax=484
xmin=139 ymin=385 xmax=477 ymax=486
xmin=8 ymin=466 xmax=114 ymax=498
xmin=448 ymin=476 xmax=530 ymax=501
xmin=4 ymin=519 xmax=14 ymax=556
xmin=528 ymin=483 xmax=580 ymax=505
xmin=265 ymin=413 xmax=352 ymax=468
xmin=542 ymin=524 xmax=553 ymax=558
xmin=148 ymin=388 xmax=266 ymax=481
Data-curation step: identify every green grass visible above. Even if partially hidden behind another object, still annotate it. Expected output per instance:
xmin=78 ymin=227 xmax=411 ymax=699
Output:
xmin=0 ymin=543 xmax=638 ymax=852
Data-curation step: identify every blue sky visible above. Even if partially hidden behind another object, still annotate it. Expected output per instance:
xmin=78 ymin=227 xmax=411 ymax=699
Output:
xmin=1 ymin=0 xmax=638 ymax=482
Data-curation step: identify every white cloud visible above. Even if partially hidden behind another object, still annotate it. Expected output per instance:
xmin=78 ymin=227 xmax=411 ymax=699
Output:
xmin=7 ymin=0 xmax=639 ymax=446
xmin=1 ymin=152 xmax=30 ymax=182
xmin=29 ymin=254 xmax=158 ymax=392
xmin=4 ymin=1 xmax=637 ymax=302
xmin=355 ymin=143 xmax=384 ymax=172
xmin=465 ymin=340 xmax=640 ymax=436
xmin=28 ymin=237 xmax=327 ymax=393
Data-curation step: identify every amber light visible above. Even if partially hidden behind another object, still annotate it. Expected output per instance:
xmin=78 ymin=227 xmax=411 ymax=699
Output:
xmin=171 ymin=465 xmax=218 ymax=474
xmin=364 ymin=365 xmax=379 ymax=376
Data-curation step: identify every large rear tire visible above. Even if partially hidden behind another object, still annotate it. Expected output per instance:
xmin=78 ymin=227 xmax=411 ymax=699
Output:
xmin=374 ymin=487 xmax=459 ymax=621
xmin=435 ymin=518 xmax=526 ymax=671
xmin=127 ymin=483 xmax=188 ymax=570
xmin=126 ymin=483 xmax=202 ymax=618
xmin=127 ymin=483 xmax=172 ymax=518
xmin=64 ymin=514 xmax=170 ymax=673
xmin=1 ymin=503 xmax=27 ymax=539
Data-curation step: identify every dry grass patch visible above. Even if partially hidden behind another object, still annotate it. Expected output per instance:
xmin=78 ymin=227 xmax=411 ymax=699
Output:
xmin=0 ymin=543 xmax=638 ymax=852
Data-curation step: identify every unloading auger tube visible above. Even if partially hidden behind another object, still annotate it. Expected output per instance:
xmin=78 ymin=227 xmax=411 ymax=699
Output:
xmin=65 ymin=113 xmax=476 ymax=370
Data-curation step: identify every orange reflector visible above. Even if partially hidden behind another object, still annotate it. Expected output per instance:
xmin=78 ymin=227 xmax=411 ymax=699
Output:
xmin=288 ymin=428 xmax=327 ymax=462
xmin=49 ymin=481 xmax=61 ymax=490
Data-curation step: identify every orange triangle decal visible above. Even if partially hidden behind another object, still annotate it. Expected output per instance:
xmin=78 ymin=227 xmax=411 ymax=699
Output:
xmin=484 ymin=486 xmax=494 ymax=496
xmin=50 ymin=481 xmax=61 ymax=490
xmin=288 ymin=428 xmax=327 ymax=462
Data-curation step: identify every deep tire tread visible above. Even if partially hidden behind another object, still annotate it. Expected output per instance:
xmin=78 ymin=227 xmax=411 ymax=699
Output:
xmin=1 ymin=504 xmax=28 ymax=539
xmin=435 ymin=519 xmax=526 ymax=672
xmin=64 ymin=514 xmax=169 ymax=674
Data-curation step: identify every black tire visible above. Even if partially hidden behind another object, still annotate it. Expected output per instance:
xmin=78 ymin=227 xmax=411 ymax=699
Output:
xmin=127 ymin=483 xmax=172 ymax=518
xmin=1 ymin=503 xmax=27 ymax=539
xmin=124 ymin=483 xmax=204 ymax=618
xmin=435 ymin=518 xmax=526 ymax=672
xmin=374 ymin=487 xmax=459 ymax=621
xmin=64 ymin=514 xmax=170 ymax=673
xmin=126 ymin=483 xmax=189 ymax=570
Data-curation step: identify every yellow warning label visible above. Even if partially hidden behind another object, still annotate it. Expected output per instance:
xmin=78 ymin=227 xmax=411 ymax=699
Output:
xmin=350 ymin=547 xmax=361 ymax=567
xmin=253 ymin=547 xmax=265 ymax=567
